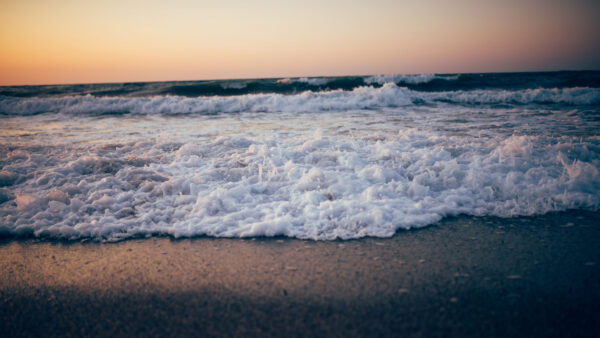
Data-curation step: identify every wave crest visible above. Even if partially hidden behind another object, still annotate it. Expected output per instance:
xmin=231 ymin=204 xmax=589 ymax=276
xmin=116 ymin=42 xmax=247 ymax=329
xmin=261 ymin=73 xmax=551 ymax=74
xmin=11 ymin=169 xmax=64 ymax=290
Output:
xmin=1 ymin=84 xmax=598 ymax=116
xmin=276 ymin=77 xmax=330 ymax=86
xmin=364 ymin=74 xmax=459 ymax=85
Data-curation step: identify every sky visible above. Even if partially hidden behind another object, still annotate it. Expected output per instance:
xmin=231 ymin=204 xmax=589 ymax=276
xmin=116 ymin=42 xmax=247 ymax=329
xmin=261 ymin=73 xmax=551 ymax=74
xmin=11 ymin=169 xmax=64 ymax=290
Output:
xmin=1 ymin=0 xmax=599 ymax=85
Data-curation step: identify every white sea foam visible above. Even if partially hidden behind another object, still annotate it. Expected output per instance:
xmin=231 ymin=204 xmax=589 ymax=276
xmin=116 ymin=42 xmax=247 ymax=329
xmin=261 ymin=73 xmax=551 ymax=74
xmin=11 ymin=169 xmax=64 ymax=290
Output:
xmin=276 ymin=77 xmax=330 ymax=86
xmin=1 ymin=84 xmax=598 ymax=116
xmin=364 ymin=74 xmax=459 ymax=85
xmin=0 ymin=105 xmax=598 ymax=240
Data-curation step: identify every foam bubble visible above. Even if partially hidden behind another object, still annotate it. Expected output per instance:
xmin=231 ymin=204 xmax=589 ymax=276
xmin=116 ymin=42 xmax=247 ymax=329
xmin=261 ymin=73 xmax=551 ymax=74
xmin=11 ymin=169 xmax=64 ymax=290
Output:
xmin=0 ymin=170 xmax=19 ymax=186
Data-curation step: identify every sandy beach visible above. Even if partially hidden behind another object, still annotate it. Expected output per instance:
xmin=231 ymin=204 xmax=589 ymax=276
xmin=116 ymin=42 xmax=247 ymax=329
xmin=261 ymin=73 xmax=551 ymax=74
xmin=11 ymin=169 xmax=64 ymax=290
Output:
xmin=1 ymin=210 xmax=599 ymax=337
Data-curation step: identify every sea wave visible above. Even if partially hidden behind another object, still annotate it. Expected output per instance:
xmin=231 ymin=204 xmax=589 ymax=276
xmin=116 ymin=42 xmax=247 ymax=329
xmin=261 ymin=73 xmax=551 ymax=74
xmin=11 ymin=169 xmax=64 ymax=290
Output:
xmin=364 ymin=74 xmax=459 ymax=85
xmin=2 ymin=71 xmax=598 ymax=98
xmin=276 ymin=77 xmax=330 ymax=86
xmin=1 ymin=84 xmax=598 ymax=116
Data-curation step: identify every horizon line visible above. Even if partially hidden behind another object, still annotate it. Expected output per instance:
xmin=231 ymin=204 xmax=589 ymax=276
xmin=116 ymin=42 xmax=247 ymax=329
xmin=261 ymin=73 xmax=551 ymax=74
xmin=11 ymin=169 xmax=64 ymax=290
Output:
xmin=1 ymin=68 xmax=598 ymax=88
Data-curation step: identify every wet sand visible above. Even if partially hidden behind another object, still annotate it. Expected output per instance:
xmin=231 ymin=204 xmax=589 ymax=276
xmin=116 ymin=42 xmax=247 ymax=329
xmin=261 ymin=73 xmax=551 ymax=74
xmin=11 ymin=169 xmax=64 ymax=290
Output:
xmin=1 ymin=211 xmax=599 ymax=337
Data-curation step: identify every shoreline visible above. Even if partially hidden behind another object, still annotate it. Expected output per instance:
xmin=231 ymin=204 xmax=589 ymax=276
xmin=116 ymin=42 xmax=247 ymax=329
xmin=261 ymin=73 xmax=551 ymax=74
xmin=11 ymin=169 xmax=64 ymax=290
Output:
xmin=1 ymin=208 xmax=597 ymax=244
xmin=1 ymin=211 xmax=599 ymax=337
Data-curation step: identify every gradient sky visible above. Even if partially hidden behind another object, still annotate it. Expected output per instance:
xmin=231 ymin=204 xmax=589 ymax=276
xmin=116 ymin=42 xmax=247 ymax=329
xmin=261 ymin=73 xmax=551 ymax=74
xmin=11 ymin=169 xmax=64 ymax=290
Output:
xmin=1 ymin=0 xmax=599 ymax=85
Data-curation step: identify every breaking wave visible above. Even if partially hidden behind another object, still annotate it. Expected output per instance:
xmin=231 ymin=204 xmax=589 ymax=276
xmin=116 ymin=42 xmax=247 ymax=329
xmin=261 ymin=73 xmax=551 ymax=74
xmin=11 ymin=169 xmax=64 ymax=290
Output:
xmin=276 ymin=77 xmax=330 ymax=86
xmin=364 ymin=74 xmax=459 ymax=85
xmin=1 ymin=84 xmax=598 ymax=116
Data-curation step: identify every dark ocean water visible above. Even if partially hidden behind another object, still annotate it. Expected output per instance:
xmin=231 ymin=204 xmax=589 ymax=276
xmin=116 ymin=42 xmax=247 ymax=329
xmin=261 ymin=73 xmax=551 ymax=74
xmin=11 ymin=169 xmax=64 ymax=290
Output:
xmin=0 ymin=71 xmax=599 ymax=240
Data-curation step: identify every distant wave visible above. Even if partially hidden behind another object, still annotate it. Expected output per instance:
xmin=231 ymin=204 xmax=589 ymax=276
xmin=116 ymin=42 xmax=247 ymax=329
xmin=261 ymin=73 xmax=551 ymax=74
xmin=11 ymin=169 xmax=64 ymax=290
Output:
xmin=276 ymin=74 xmax=454 ymax=87
xmin=1 ymin=84 xmax=599 ymax=116
xmin=2 ymin=71 xmax=598 ymax=98
xmin=364 ymin=74 xmax=459 ymax=85
xmin=425 ymin=87 xmax=600 ymax=105
xmin=276 ymin=77 xmax=330 ymax=86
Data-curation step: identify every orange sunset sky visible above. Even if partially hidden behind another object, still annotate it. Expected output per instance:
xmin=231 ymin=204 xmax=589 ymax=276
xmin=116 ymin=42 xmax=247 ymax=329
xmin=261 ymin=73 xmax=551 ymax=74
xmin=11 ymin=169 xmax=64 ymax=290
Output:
xmin=1 ymin=0 xmax=599 ymax=86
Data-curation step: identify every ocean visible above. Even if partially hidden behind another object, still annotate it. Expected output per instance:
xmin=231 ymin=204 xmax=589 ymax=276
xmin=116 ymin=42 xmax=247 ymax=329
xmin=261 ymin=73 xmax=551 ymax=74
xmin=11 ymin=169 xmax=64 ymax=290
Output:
xmin=1 ymin=71 xmax=599 ymax=241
